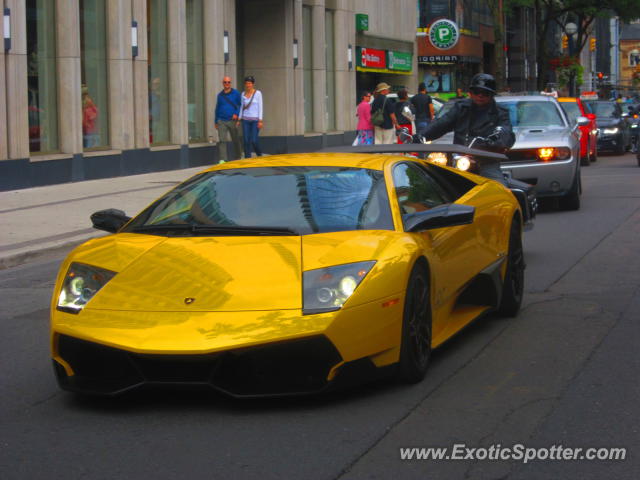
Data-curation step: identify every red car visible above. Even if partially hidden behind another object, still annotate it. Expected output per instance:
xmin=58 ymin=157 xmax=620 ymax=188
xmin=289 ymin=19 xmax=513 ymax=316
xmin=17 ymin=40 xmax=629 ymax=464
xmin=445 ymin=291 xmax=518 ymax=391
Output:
xmin=558 ymin=97 xmax=598 ymax=165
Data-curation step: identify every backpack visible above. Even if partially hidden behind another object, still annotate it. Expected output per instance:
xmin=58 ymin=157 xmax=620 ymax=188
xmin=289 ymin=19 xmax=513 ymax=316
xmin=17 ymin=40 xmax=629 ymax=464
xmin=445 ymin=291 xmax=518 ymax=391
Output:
xmin=371 ymin=97 xmax=387 ymax=127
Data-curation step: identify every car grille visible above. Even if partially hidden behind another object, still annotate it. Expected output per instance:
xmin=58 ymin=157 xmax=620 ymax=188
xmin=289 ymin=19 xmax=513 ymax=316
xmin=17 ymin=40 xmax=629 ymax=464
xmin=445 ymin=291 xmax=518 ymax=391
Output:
xmin=55 ymin=334 xmax=343 ymax=397
xmin=504 ymin=149 xmax=571 ymax=164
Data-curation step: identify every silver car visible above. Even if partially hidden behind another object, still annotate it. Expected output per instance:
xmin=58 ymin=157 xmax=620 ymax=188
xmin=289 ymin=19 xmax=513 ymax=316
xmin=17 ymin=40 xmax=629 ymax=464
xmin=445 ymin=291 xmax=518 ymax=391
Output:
xmin=431 ymin=96 xmax=585 ymax=210
xmin=496 ymin=96 xmax=584 ymax=210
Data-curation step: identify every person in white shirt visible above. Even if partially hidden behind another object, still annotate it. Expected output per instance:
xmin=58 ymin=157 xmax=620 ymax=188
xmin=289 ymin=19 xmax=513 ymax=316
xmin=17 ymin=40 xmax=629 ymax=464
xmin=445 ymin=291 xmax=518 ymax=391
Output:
xmin=237 ymin=75 xmax=263 ymax=157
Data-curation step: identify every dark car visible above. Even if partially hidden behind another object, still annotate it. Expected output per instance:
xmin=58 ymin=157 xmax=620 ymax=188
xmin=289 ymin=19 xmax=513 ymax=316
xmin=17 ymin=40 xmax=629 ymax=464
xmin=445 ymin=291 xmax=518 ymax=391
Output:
xmin=584 ymin=101 xmax=631 ymax=155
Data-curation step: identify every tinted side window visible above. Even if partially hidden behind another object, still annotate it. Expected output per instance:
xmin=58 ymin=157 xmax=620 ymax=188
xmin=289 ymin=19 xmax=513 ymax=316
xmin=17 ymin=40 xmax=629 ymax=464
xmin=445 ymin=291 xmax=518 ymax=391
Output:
xmin=393 ymin=163 xmax=449 ymax=215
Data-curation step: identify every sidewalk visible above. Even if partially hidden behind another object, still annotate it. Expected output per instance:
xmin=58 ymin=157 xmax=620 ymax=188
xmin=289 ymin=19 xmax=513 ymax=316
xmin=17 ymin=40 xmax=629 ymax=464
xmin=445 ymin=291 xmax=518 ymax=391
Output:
xmin=0 ymin=166 xmax=208 ymax=269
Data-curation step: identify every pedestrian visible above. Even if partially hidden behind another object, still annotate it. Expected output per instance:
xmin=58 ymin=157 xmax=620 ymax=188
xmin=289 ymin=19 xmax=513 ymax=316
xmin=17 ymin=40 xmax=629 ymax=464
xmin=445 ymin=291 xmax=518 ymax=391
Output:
xmin=395 ymin=89 xmax=415 ymax=143
xmin=215 ymin=76 xmax=243 ymax=163
xmin=81 ymin=85 xmax=99 ymax=148
xmin=355 ymin=91 xmax=374 ymax=145
xmin=410 ymin=82 xmax=434 ymax=137
xmin=454 ymin=88 xmax=467 ymax=99
xmin=371 ymin=82 xmax=398 ymax=144
xmin=237 ymin=75 xmax=263 ymax=157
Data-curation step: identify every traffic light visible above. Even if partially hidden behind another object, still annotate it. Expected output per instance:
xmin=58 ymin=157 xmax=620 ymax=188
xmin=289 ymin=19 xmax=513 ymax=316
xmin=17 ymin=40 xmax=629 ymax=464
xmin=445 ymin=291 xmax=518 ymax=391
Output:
xmin=589 ymin=37 xmax=596 ymax=51
xmin=597 ymin=72 xmax=604 ymax=80
xmin=562 ymin=35 xmax=568 ymax=50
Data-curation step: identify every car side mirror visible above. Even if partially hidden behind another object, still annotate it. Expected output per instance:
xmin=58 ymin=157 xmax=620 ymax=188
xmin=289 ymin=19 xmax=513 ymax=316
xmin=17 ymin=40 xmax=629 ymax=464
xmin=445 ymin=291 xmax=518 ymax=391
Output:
xmin=91 ymin=209 xmax=131 ymax=233
xmin=586 ymin=113 xmax=596 ymax=121
xmin=576 ymin=116 xmax=590 ymax=127
xmin=404 ymin=204 xmax=475 ymax=232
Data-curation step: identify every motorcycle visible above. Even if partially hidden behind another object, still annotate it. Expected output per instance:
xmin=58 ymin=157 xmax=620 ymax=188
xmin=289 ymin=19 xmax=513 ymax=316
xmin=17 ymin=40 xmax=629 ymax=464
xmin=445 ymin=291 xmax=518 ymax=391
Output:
xmin=398 ymin=127 xmax=537 ymax=230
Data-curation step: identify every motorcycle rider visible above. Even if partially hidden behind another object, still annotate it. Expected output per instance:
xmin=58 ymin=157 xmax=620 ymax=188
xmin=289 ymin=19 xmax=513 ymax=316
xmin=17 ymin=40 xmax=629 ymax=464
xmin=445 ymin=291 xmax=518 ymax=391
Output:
xmin=420 ymin=73 xmax=515 ymax=182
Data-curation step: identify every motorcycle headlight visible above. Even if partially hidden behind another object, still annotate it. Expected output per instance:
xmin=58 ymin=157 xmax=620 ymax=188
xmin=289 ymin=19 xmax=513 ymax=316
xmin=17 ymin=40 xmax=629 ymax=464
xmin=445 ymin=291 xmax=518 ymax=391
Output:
xmin=427 ymin=152 xmax=448 ymax=166
xmin=453 ymin=155 xmax=472 ymax=171
xmin=57 ymin=263 xmax=116 ymax=314
xmin=603 ymin=127 xmax=619 ymax=135
xmin=631 ymin=124 xmax=638 ymax=128
xmin=303 ymin=261 xmax=376 ymax=315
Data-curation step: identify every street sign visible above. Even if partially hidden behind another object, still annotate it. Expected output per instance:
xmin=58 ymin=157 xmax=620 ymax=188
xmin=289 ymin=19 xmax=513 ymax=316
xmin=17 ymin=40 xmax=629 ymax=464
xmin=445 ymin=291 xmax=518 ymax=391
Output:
xmin=356 ymin=14 xmax=368 ymax=32
xmin=357 ymin=47 xmax=386 ymax=69
xmin=428 ymin=19 xmax=459 ymax=50
xmin=387 ymin=51 xmax=412 ymax=71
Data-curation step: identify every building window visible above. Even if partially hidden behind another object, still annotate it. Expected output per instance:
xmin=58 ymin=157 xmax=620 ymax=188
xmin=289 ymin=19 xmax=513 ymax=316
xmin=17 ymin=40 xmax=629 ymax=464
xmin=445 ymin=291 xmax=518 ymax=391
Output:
xmin=26 ymin=0 xmax=59 ymax=153
xmin=186 ymin=0 xmax=206 ymax=143
xmin=629 ymin=50 xmax=640 ymax=67
xmin=148 ymin=0 xmax=170 ymax=144
xmin=303 ymin=6 xmax=313 ymax=132
xmin=80 ymin=0 xmax=109 ymax=150
xmin=325 ymin=10 xmax=336 ymax=131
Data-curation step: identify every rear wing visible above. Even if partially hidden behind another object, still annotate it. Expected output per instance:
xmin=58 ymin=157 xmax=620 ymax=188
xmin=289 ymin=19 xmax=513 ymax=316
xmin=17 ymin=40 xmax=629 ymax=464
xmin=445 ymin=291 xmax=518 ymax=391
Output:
xmin=318 ymin=144 xmax=508 ymax=162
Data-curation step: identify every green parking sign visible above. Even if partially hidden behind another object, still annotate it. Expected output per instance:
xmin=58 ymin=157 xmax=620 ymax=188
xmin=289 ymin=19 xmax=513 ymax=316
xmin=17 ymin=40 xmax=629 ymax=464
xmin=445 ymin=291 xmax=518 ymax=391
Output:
xmin=429 ymin=19 xmax=459 ymax=50
xmin=356 ymin=14 xmax=369 ymax=32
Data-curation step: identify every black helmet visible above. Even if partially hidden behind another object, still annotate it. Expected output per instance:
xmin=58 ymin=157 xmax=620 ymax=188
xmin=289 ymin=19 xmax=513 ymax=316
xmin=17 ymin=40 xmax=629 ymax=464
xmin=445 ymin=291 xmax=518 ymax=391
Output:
xmin=470 ymin=73 xmax=497 ymax=95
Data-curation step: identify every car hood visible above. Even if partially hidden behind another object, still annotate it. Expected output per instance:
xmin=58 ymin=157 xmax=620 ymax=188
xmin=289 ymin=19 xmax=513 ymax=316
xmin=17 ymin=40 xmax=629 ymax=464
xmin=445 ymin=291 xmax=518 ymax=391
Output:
xmin=595 ymin=117 xmax=621 ymax=127
xmin=77 ymin=233 xmax=303 ymax=312
xmin=511 ymin=126 xmax=572 ymax=148
xmin=65 ymin=231 xmax=396 ymax=313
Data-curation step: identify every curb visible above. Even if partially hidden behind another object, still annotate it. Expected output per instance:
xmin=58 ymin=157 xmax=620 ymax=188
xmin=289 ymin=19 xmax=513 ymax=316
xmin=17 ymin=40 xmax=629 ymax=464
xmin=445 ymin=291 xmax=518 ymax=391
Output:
xmin=0 ymin=235 xmax=100 ymax=270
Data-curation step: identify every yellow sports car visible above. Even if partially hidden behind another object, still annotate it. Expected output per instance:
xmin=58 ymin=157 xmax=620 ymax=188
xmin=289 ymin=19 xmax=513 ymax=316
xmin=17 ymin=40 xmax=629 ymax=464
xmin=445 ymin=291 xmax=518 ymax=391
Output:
xmin=50 ymin=148 xmax=524 ymax=397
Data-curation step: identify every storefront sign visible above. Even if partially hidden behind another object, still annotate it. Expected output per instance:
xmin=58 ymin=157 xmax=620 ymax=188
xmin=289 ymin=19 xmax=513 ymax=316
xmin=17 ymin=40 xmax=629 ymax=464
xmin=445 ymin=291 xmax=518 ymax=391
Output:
xmin=356 ymin=14 xmax=368 ymax=31
xmin=418 ymin=55 xmax=459 ymax=65
xmin=428 ymin=19 xmax=459 ymax=50
xmin=357 ymin=47 xmax=386 ymax=69
xmin=387 ymin=51 xmax=412 ymax=71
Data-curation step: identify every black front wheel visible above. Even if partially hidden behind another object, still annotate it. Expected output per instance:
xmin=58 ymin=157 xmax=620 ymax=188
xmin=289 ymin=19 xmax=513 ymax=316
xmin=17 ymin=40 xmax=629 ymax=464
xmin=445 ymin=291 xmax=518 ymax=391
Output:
xmin=497 ymin=218 xmax=525 ymax=317
xmin=559 ymin=171 xmax=581 ymax=211
xmin=397 ymin=264 xmax=432 ymax=383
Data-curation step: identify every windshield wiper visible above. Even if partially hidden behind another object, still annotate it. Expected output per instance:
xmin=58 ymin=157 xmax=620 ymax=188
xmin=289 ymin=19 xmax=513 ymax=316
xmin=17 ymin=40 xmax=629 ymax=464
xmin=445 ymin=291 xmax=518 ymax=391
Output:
xmin=130 ymin=224 xmax=299 ymax=236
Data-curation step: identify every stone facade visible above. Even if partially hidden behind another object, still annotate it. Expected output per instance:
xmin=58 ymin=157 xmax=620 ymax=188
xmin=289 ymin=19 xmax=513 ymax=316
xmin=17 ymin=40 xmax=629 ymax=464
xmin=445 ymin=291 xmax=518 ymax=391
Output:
xmin=0 ymin=0 xmax=417 ymax=191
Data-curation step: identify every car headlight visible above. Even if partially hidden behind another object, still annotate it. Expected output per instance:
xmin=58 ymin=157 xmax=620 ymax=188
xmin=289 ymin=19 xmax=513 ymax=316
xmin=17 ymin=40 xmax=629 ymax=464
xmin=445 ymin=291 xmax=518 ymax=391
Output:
xmin=57 ymin=263 xmax=116 ymax=314
xmin=303 ymin=261 xmax=376 ymax=314
xmin=536 ymin=147 xmax=571 ymax=161
xmin=603 ymin=127 xmax=619 ymax=135
xmin=453 ymin=155 xmax=472 ymax=171
xmin=427 ymin=152 xmax=448 ymax=166
xmin=631 ymin=124 xmax=638 ymax=129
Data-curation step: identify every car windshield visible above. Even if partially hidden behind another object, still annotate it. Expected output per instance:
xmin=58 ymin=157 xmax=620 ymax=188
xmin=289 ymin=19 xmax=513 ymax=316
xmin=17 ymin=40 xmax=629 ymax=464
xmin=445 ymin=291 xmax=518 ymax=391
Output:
xmin=497 ymin=101 xmax=566 ymax=127
xmin=560 ymin=102 xmax=582 ymax=123
xmin=587 ymin=102 xmax=618 ymax=117
xmin=123 ymin=167 xmax=394 ymax=236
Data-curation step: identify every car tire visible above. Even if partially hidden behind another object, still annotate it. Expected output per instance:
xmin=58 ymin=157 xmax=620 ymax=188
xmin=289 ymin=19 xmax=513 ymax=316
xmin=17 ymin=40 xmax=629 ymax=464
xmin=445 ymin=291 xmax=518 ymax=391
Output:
xmin=497 ymin=217 xmax=525 ymax=317
xmin=559 ymin=170 xmax=581 ymax=211
xmin=397 ymin=263 xmax=432 ymax=384
xmin=580 ymin=153 xmax=590 ymax=166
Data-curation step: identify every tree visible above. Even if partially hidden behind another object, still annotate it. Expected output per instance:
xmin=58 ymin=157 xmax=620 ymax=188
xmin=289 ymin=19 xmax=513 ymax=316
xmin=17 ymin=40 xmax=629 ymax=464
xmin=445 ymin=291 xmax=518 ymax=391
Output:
xmin=516 ymin=0 xmax=640 ymax=90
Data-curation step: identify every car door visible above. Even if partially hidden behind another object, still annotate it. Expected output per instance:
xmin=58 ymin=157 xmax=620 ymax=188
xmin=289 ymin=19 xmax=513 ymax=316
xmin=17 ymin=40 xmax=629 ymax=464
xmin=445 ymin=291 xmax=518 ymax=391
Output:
xmin=391 ymin=162 xmax=481 ymax=310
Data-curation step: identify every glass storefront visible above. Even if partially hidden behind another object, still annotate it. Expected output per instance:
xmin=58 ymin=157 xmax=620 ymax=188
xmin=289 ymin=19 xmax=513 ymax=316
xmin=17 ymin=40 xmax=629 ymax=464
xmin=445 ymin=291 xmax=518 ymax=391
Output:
xmin=302 ymin=6 xmax=313 ymax=132
xmin=26 ymin=0 xmax=59 ymax=153
xmin=80 ymin=0 xmax=109 ymax=150
xmin=186 ymin=0 xmax=206 ymax=142
xmin=148 ymin=0 xmax=170 ymax=144
xmin=325 ymin=10 xmax=336 ymax=131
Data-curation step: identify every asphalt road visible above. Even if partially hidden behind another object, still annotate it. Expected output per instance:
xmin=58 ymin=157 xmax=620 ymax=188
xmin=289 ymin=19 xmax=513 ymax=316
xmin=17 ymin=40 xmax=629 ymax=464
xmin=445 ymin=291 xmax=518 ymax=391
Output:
xmin=1 ymin=153 xmax=639 ymax=480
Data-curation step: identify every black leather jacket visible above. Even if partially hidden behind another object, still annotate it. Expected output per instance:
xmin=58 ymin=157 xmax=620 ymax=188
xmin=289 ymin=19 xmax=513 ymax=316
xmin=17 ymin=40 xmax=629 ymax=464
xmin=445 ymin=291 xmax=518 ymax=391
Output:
xmin=422 ymin=98 xmax=515 ymax=151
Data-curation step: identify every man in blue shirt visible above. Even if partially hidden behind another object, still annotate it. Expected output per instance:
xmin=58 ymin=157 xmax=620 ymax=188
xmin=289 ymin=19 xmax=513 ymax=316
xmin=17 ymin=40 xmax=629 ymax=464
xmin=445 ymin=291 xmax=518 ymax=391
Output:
xmin=215 ymin=76 xmax=242 ymax=162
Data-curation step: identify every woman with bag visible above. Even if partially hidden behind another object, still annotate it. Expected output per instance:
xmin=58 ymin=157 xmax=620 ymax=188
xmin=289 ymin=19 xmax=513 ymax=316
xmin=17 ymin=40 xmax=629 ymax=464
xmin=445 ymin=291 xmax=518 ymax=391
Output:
xmin=355 ymin=91 xmax=374 ymax=145
xmin=237 ymin=75 xmax=263 ymax=157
